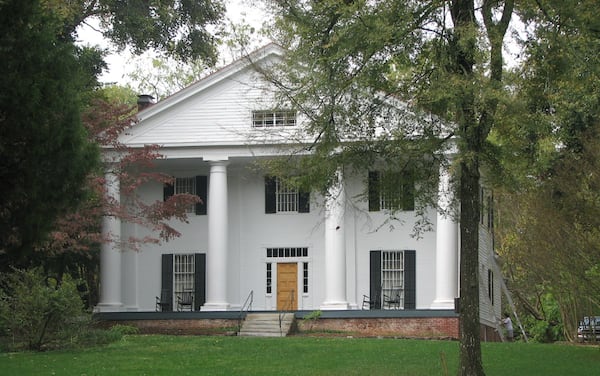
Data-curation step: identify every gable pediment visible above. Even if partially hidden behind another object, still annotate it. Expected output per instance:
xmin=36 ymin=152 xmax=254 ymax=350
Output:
xmin=119 ymin=44 xmax=296 ymax=148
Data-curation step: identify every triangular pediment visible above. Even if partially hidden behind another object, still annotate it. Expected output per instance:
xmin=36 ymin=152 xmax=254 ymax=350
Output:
xmin=119 ymin=44 xmax=293 ymax=149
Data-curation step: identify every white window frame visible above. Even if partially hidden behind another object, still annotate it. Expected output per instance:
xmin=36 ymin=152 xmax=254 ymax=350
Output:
xmin=252 ymin=110 xmax=296 ymax=128
xmin=276 ymin=178 xmax=299 ymax=212
xmin=265 ymin=248 xmax=309 ymax=297
xmin=174 ymin=254 xmax=195 ymax=299
xmin=175 ymin=177 xmax=196 ymax=213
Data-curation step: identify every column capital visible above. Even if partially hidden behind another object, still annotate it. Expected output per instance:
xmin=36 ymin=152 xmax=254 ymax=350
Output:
xmin=204 ymin=157 xmax=230 ymax=164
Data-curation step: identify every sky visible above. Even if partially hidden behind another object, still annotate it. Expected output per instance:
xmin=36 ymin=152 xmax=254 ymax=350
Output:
xmin=76 ymin=0 xmax=267 ymax=85
xmin=76 ymin=2 xmax=523 ymax=86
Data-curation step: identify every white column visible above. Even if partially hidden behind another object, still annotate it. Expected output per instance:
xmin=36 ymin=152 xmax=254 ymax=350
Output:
xmin=95 ymin=171 xmax=123 ymax=312
xmin=321 ymin=169 xmax=349 ymax=310
xmin=431 ymin=163 xmax=459 ymax=309
xmin=202 ymin=160 xmax=230 ymax=311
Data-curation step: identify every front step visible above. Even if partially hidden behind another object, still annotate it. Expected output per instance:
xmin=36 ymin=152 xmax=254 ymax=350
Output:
xmin=239 ymin=313 xmax=294 ymax=337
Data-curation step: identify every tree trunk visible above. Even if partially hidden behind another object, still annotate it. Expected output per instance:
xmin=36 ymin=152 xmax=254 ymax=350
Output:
xmin=459 ymin=157 xmax=485 ymax=376
xmin=451 ymin=1 xmax=486 ymax=375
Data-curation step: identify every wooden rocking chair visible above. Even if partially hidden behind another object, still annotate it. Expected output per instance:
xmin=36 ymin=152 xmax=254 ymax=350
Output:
xmin=156 ymin=289 xmax=171 ymax=312
xmin=177 ymin=291 xmax=194 ymax=311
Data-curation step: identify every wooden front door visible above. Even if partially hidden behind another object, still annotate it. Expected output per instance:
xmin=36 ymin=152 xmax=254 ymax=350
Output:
xmin=277 ymin=263 xmax=298 ymax=310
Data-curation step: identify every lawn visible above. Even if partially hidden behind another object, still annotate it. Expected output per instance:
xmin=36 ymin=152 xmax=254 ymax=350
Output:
xmin=1 ymin=336 xmax=599 ymax=375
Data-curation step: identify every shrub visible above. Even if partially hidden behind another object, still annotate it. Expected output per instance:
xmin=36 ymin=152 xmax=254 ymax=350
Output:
xmin=109 ymin=324 xmax=140 ymax=336
xmin=0 ymin=268 xmax=84 ymax=351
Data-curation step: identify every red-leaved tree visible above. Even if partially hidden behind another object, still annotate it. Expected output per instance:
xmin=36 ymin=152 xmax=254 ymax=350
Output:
xmin=40 ymin=98 xmax=198 ymax=307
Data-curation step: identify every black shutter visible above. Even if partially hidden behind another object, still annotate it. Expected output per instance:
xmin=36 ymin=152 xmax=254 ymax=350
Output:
xmin=368 ymin=171 xmax=380 ymax=212
xmin=265 ymin=176 xmax=276 ymax=214
xmin=298 ymin=189 xmax=310 ymax=213
xmin=402 ymin=170 xmax=415 ymax=211
xmin=404 ymin=250 xmax=416 ymax=309
xmin=161 ymin=254 xmax=174 ymax=311
xmin=194 ymin=253 xmax=206 ymax=310
xmin=195 ymin=176 xmax=207 ymax=215
xmin=163 ymin=180 xmax=174 ymax=202
xmin=370 ymin=251 xmax=382 ymax=309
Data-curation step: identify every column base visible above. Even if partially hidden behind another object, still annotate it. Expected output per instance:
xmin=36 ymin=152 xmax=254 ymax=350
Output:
xmin=201 ymin=302 xmax=231 ymax=311
xmin=320 ymin=301 xmax=350 ymax=310
xmin=93 ymin=302 xmax=124 ymax=313
xmin=430 ymin=298 xmax=456 ymax=310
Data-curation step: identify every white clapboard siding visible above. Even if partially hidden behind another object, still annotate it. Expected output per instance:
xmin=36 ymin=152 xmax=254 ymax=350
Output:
xmin=120 ymin=44 xmax=307 ymax=149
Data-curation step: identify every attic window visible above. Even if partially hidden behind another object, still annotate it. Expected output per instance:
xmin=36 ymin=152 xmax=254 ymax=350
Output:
xmin=252 ymin=110 xmax=296 ymax=128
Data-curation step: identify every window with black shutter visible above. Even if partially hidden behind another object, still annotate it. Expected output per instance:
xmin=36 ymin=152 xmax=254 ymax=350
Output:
xmin=265 ymin=176 xmax=310 ymax=214
xmin=161 ymin=252 xmax=206 ymax=311
xmin=369 ymin=250 xmax=416 ymax=310
xmin=163 ymin=176 xmax=207 ymax=215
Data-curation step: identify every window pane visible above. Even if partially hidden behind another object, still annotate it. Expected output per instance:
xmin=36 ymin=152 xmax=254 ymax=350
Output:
xmin=266 ymin=263 xmax=272 ymax=294
xmin=381 ymin=251 xmax=404 ymax=309
xmin=379 ymin=171 xmax=414 ymax=211
xmin=276 ymin=178 xmax=298 ymax=212
xmin=303 ymin=262 xmax=308 ymax=293
xmin=174 ymin=254 xmax=195 ymax=299
xmin=252 ymin=110 xmax=296 ymax=128
xmin=175 ymin=177 xmax=196 ymax=213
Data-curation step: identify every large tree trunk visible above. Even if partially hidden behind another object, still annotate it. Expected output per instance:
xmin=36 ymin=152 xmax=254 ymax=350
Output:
xmin=451 ymin=1 xmax=486 ymax=375
xmin=459 ymin=158 xmax=485 ymax=376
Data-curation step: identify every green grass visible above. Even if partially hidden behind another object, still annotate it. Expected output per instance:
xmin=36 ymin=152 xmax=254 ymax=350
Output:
xmin=1 ymin=336 xmax=599 ymax=375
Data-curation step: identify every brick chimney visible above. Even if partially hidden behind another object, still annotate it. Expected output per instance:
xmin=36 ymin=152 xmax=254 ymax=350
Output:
xmin=137 ymin=94 xmax=155 ymax=111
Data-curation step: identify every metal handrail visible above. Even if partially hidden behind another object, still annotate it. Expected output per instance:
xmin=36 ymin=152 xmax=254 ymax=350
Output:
xmin=238 ymin=290 xmax=253 ymax=333
xmin=279 ymin=289 xmax=295 ymax=336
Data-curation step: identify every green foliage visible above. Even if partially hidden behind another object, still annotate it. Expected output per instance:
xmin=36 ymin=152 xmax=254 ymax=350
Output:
xmin=97 ymin=85 xmax=139 ymax=108
xmin=494 ymin=1 xmax=600 ymax=343
xmin=303 ymin=310 xmax=322 ymax=322
xmin=520 ymin=294 xmax=564 ymax=343
xmin=108 ymin=324 xmax=140 ymax=336
xmin=99 ymin=0 xmax=225 ymax=63
xmin=126 ymin=55 xmax=209 ymax=100
xmin=0 ymin=0 xmax=99 ymax=259
xmin=0 ymin=268 xmax=85 ymax=351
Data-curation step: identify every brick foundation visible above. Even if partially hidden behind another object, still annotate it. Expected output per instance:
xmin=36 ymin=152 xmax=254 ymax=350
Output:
xmin=98 ymin=319 xmax=239 ymax=336
xmin=94 ymin=310 xmax=462 ymax=339
xmin=297 ymin=317 xmax=459 ymax=339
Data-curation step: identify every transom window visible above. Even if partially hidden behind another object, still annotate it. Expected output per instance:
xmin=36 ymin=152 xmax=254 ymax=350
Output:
xmin=267 ymin=247 xmax=308 ymax=258
xmin=252 ymin=110 xmax=296 ymax=127
xmin=174 ymin=254 xmax=195 ymax=297
xmin=175 ymin=177 xmax=196 ymax=213
xmin=381 ymin=251 xmax=405 ymax=309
